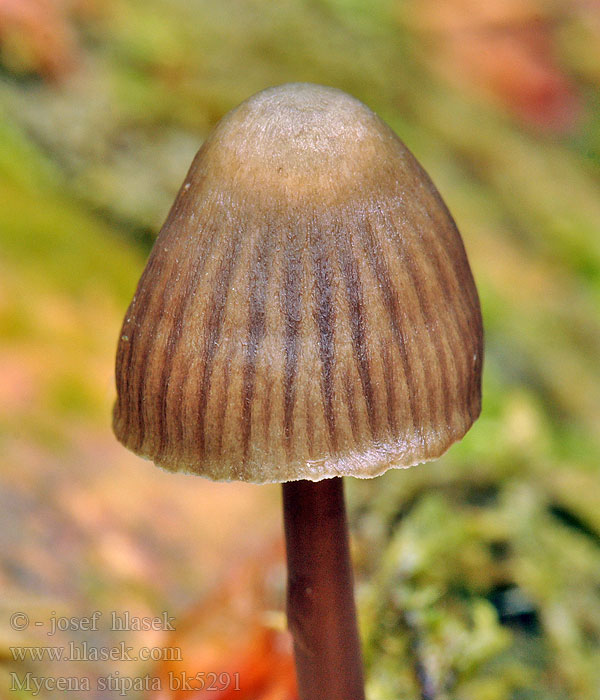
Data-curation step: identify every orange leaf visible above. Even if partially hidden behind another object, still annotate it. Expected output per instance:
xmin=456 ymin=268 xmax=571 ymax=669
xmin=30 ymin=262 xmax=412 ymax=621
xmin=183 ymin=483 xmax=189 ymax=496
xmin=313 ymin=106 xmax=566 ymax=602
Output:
xmin=149 ymin=542 xmax=298 ymax=700
xmin=411 ymin=0 xmax=581 ymax=133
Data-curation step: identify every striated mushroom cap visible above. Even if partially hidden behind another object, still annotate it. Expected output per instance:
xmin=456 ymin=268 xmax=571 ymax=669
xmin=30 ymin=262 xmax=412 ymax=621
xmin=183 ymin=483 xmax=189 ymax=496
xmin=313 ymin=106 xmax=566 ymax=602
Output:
xmin=113 ymin=83 xmax=483 ymax=483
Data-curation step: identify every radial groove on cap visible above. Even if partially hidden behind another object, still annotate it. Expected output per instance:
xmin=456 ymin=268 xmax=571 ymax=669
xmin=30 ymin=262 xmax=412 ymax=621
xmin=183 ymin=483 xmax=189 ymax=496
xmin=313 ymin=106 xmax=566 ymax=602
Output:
xmin=113 ymin=83 xmax=483 ymax=483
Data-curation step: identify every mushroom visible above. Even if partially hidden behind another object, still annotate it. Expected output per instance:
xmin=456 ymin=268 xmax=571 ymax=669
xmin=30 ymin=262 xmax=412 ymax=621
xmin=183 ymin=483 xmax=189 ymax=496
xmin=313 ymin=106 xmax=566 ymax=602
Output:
xmin=113 ymin=83 xmax=483 ymax=700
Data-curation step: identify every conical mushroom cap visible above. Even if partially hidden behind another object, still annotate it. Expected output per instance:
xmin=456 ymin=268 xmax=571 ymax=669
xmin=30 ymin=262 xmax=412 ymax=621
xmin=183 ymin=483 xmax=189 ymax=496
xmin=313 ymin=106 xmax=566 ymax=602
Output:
xmin=113 ymin=83 xmax=483 ymax=483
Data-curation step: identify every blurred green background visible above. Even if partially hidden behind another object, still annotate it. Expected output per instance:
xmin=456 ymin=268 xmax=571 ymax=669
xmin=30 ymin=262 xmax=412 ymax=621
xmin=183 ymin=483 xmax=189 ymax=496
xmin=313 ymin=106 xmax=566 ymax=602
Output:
xmin=1 ymin=0 xmax=599 ymax=698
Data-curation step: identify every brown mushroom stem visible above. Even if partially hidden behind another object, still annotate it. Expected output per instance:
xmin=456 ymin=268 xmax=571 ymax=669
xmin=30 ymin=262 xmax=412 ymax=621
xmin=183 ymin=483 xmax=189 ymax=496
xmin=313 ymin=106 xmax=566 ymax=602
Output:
xmin=283 ymin=477 xmax=365 ymax=700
